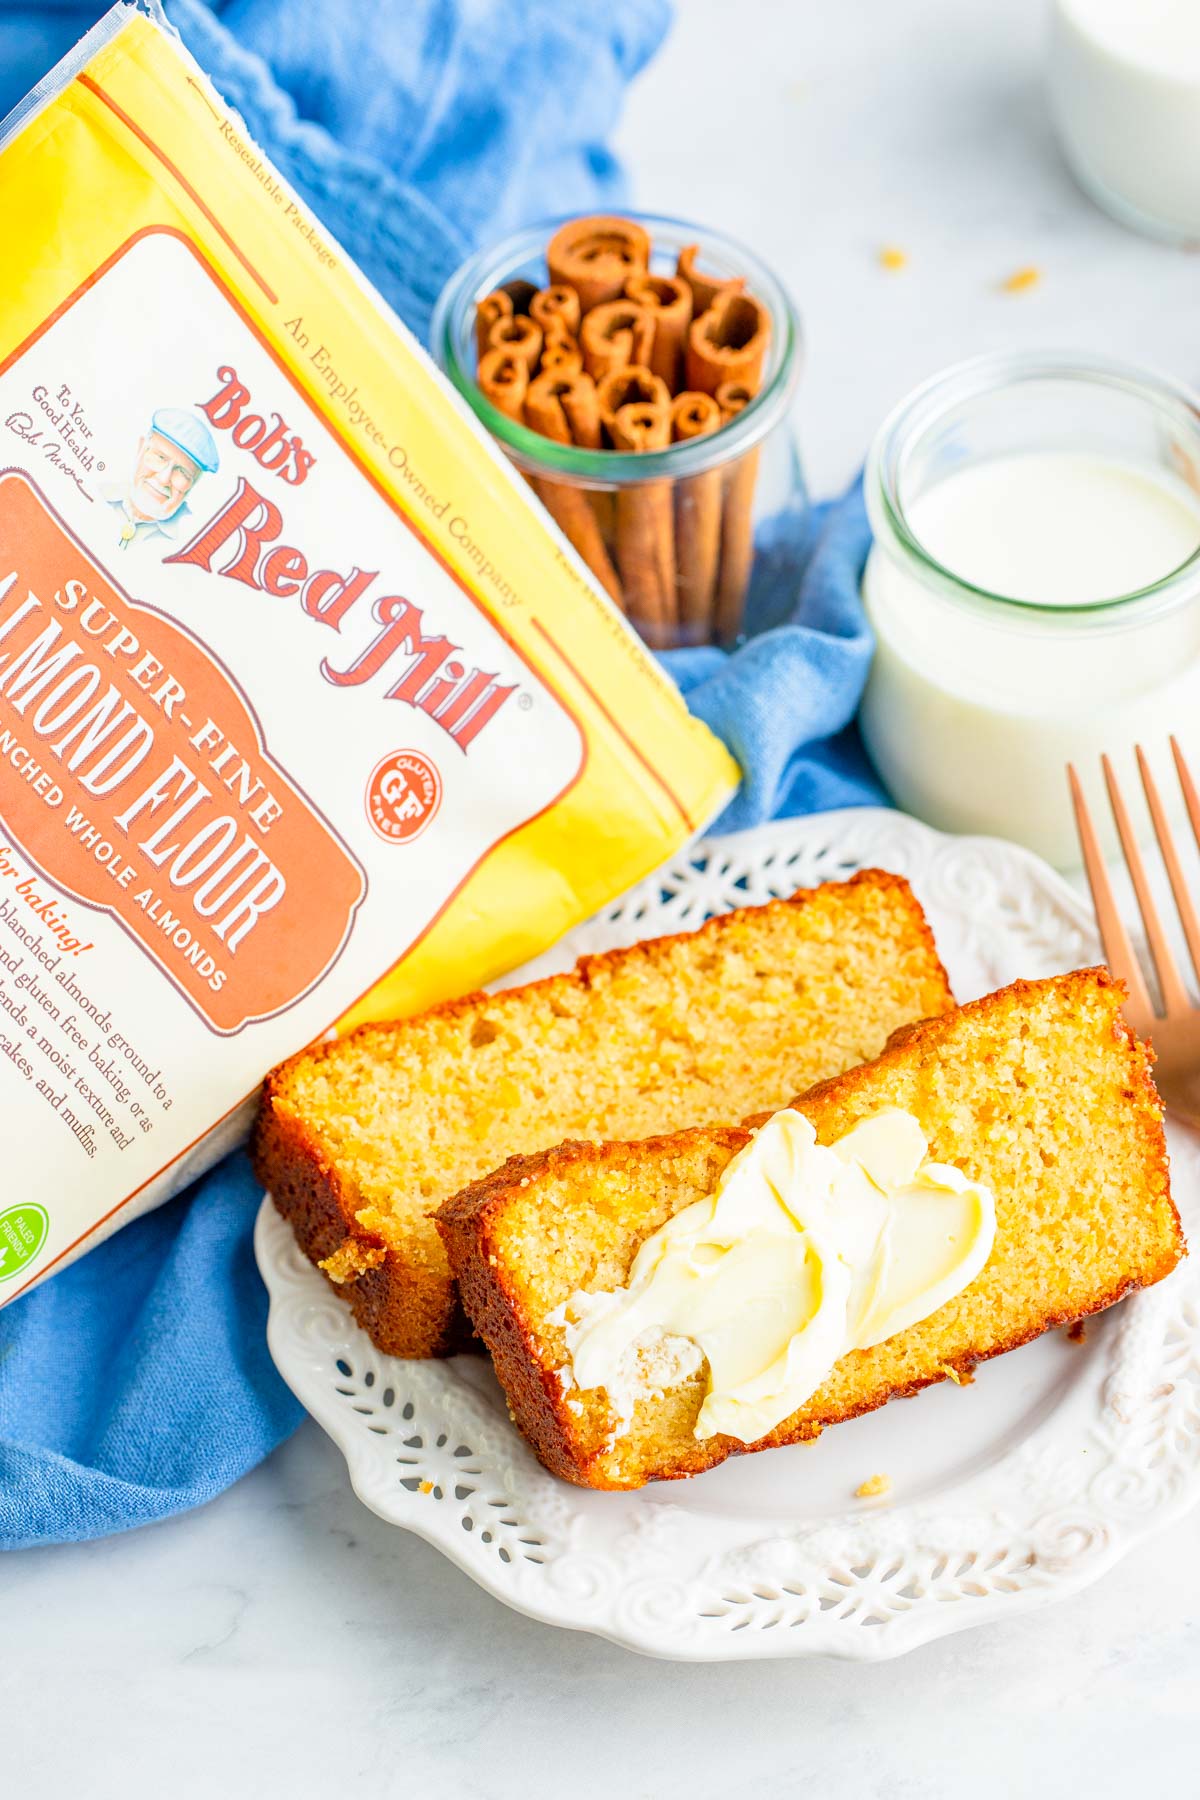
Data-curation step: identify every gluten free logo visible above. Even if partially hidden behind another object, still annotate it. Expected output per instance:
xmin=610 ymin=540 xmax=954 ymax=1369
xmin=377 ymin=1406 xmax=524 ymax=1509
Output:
xmin=0 ymin=1203 xmax=49 ymax=1283
xmin=366 ymin=750 xmax=443 ymax=845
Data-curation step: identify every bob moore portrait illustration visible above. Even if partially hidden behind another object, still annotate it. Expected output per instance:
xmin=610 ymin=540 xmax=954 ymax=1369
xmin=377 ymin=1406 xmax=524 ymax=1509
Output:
xmin=102 ymin=407 xmax=219 ymax=549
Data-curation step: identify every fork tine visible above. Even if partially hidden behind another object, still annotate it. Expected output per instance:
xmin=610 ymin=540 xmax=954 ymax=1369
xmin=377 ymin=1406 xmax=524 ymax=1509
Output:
xmin=1102 ymin=753 xmax=1189 ymax=1015
xmin=1137 ymin=744 xmax=1200 ymax=990
xmin=1171 ymin=735 xmax=1200 ymax=854
xmin=1068 ymin=763 xmax=1155 ymax=1023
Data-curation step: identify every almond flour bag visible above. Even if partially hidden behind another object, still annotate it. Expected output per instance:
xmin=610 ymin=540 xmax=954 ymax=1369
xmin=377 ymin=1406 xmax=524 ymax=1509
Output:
xmin=0 ymin=3 xmax=738 ymax=1303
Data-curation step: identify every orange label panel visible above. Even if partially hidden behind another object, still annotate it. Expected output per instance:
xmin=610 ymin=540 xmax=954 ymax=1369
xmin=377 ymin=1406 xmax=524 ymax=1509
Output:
xmin=0 ymin=470 xmax=365 ymax=1032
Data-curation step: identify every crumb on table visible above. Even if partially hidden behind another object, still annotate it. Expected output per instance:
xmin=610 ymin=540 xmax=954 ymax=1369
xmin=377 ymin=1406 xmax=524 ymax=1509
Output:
xmin=1001 ymin=265 xmax=1041 ymax=293
xmin=878 ymin=246 xmax=908 ymax=271
xmin=855 ymin=1472 xmax=892 ymax=1499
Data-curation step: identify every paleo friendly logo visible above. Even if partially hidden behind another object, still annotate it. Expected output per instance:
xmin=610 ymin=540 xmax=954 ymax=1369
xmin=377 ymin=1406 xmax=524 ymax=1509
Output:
xmin=0 ymin=1202 xmax=49 ymax=1282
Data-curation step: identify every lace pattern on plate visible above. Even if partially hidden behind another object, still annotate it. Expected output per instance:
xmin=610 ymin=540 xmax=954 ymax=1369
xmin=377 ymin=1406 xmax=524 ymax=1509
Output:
xmin=256 ymin=808 xmax=1199 ymax=1661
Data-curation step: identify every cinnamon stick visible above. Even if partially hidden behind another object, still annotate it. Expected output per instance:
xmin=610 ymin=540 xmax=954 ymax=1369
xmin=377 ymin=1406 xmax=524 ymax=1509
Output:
xmin=715 ymin=380 xmax=755 ymax=417
xmin=560 ymin=366 xmax=613 ymax=560
xmin=486 ymin=313 xmax=544 ymax=373
xmin=624 ymin=273 xmax=692 ymax=392
xmin=475 ymin=289 xmax=513 ymax=363
xmin=610 ymin=398 xmax=675 ymax=647
xmin=686 ymin=290 xmax=770 ymax=397
xmin=530 ymin=285 xmax=582 ymax=338
xmin=539 ymin=328 xmax=584 ymax=377
xmin=476 ymin=347 xmax=529 ymax=422
xmin=596 ymin=366 xmax=671 ymax=447
xmin=594 ymin=368 xmax=664 ymax=558
xmin=713 ymin=379 xmax=760 ymax=647
xmin=672 ymin=392 xmax=723 ymax=437
xmin=677 ymin=243 xmax=745 ymax=316
xmin=472 ymin=221 xmax=776 ymax=653
xmin=670 ymin=391 xmax=723 ymax=642
xmin=547 ymin=215 xmax=651 ymax=313
xmin=525 ymin=369 xmax=597 ymax=444
xmin=500 ymin=277 xmax=539 ymax=314
xmin=555 ymin=370 xmax=604 ymax=449
xmin=524 ymin=371 xmax=623 ymax=605
xmin=580 ymin=300 xmax=656 ymax=382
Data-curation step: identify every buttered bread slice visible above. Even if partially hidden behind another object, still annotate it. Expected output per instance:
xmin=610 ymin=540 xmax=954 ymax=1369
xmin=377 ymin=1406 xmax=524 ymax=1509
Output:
xmin=256 ymin=870 xmax=952 ymax=1357
xmin=437 ymin=969 xmax=1183 ymax=1488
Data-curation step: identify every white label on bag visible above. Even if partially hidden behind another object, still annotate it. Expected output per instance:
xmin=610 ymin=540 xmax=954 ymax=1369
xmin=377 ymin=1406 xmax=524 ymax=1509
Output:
xmin=0 ymin=230 xmax=583 ymax=1291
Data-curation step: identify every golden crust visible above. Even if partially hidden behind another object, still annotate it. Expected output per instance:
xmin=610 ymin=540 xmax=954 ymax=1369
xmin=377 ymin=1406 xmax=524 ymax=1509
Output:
xmin=254 ymin=869 xmax=951 ymax=1359
xmin=263 ymin=866 xmax=948 ymax=1087
xmin=255 ymin=1100 xmax=471 ymax=1357
xmin=437 ymin=967 xmax=1185 ymax=1489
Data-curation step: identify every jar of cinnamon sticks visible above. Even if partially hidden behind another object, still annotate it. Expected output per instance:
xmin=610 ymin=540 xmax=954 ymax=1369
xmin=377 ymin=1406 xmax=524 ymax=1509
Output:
xmin=432 ymin=214 xmax=804 ymax=650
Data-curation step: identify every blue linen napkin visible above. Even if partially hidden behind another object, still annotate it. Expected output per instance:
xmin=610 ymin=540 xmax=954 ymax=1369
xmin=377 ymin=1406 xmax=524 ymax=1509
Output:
xmin=0 ymin=0 xmax=882 ymax=1551
xmin=663 ymin=481 xmax=884 ymax=828
xmin=0 ymin=0 xmax=668 ymax=340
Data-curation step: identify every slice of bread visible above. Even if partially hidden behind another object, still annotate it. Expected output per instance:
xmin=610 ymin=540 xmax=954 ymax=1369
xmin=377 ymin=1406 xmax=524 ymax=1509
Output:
xmin=255 ymin=870 xmax=952 ymax=1357
xmin=437 ymin=968 xmax=1184 ymax=1489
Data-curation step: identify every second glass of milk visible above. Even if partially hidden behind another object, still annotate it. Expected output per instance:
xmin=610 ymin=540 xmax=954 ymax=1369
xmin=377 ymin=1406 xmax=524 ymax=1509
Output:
xmin=860 ymin=352 xmax=1200 ymax=867
xmin=1051 ymin=0 xmax=1200 ymax=242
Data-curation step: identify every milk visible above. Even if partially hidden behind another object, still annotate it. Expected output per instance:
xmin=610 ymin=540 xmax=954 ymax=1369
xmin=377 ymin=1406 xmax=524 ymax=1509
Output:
xmin=1051 ymin=0 xmax=1200 ymax=240
xmin=905 ymin=454 xmax=1200 ymax=606
xmin=860 ymin=451 xmax=1200 ymax=865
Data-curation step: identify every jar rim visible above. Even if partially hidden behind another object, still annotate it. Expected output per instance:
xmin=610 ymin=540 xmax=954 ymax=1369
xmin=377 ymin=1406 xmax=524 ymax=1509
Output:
xmin=867 ymin=349 xmax=1200 ymax=626
xmin=430 ymin=210 xmax=802 ymax=488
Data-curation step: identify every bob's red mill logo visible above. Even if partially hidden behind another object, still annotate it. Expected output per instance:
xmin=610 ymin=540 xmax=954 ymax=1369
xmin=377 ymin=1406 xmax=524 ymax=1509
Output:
xmin=164 ymin=366 xmax=518 ymax=753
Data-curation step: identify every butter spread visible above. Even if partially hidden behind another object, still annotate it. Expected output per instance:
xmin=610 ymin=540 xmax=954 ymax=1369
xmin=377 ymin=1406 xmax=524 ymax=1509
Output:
xmin=550 ymin=1108 xmax=995 ymax=1445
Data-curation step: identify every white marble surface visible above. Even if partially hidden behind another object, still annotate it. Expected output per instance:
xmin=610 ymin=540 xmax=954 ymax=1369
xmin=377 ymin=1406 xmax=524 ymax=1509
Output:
xmin=12 ymin=2 xmax=1200 ymax=1794
xmin=624 ymin=0 xmax=1200 ymax=502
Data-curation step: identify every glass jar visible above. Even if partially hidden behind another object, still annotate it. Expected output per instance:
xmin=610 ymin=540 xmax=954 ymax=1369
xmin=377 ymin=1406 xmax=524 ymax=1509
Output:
xmin=860 ymin=351 xmax=1200 ymax=867
xmin=431 ymin=213 xmax=804 ymax=650
xmin=1050 ymin=0 xmax=1200 ymax=243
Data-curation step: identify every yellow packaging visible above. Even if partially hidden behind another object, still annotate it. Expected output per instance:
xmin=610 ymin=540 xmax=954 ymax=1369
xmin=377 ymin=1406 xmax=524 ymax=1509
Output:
xmin=0 ymin=4 xmax=738 ymax=1301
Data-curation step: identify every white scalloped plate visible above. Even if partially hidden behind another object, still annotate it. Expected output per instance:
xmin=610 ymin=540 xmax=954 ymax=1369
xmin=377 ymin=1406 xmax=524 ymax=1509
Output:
xmin=256 ymin=808 xmax=1200 ymax=1661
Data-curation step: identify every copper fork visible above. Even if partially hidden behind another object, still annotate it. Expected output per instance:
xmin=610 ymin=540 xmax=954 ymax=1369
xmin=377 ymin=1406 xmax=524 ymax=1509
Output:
xmin=1069 ymin=738 xmax=1200 ymax=1129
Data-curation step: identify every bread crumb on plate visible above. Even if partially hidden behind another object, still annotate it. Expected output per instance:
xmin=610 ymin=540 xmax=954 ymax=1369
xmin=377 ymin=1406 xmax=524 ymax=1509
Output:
xmin=855 ymin=1473 xmax=892 ymax=1499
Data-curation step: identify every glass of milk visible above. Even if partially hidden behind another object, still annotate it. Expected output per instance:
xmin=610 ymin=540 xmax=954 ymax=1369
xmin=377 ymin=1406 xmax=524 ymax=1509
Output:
xmin=860 ymin=351 xmax=1200 ymax=867
xmin=1051 ymin=0 xmax=1200 ymax=241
